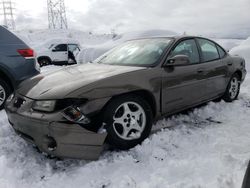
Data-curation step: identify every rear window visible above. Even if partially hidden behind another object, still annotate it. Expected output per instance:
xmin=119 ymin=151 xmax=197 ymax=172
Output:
xmin=0 ymin=26 xmax=24 ymax=44
xmin=54 ymin=44 xmax=67 ymax=51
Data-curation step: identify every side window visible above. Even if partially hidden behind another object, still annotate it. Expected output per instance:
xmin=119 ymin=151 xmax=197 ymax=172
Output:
xmin=53 ymin=44 xmax=67 ymax=52
xmin=68 ymin=44 xmax=79 ymax=53
xmin=197 ymin=39 xmax=219 ymax=62
xmin=170 ymin=39 xmax=200 ymax=64
xmin=217 ymin=45 xmax=226 ymax=58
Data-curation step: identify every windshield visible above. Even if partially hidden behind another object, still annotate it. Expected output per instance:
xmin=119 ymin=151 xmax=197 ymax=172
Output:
xmin=93 ymin=38 xmax=172 ymax=66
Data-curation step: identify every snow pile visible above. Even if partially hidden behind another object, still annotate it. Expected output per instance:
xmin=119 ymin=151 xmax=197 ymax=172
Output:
xmin=214 ymin=38 xmax=243 ymax=51
xmin=76 ymin=30 xmax=243 ymax=64
xmin=14 ymin=29 xmax=112 ymax=52
xmin=0 ymin=38 xmax=249 ymax=187
xmin=230 ymin=37 xmax=250 ymax=70
xmin=33 ymin=38 xmax=81 ymax=54
xmin=111 ymin=29 xmax=177 ymax=42
xmin=14 ymin=28 xmax=243 ymax=64
xmin=78 ymin=29 xmax=177 ymax=63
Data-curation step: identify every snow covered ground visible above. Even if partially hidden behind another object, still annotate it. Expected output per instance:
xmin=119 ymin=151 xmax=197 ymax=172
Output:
xmin=0 ymin=37 xmax=249 ymax=188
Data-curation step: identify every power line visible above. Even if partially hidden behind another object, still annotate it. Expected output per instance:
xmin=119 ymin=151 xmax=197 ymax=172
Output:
xmin=47 ymin=0 xmax=68 ymax=29
xmin=0 ymin=0 xmax=15 ymax=30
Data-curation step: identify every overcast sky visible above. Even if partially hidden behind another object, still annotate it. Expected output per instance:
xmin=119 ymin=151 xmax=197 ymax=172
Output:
xmin=1 ymin=0 xmax=250 ymax=38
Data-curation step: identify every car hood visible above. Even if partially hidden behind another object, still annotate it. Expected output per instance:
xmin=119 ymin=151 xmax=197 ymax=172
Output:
xmin=18 ymin=63 xmax=146 ymax=99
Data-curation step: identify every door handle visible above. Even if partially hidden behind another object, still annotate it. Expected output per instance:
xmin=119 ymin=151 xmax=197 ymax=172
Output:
xmin=227 ymin=62 xmax=233 ymax=66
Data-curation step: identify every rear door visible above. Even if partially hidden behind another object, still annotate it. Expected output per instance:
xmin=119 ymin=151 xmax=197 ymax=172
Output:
xmin=161 ymin=38 xmax=209 ymax=114
xmin=196 ymin=38 xmax=228 ymax=98
xmin=51 ymin=44 xmax=68 ymax=64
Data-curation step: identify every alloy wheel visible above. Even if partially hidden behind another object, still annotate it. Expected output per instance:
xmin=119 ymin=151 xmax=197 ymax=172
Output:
xmin=0 ymin=85 xmax=6 ymax=106
xmin=112 ymin=102 xmax=146 ymax=140
xmin=229 ymin=77 xmax=239 ymax=99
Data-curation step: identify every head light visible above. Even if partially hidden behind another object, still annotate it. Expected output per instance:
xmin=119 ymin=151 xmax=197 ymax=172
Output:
xmin=33 ymin=100 xmax=56 ymax=112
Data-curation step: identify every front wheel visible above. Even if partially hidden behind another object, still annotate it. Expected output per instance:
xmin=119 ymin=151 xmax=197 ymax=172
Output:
xmin=103 ymin=95 xmax=153 ymax=150
xmin=223 ymin=74 xmax=240 ymax=102
xmin=0 ymin=79 xmax=11 ymax=110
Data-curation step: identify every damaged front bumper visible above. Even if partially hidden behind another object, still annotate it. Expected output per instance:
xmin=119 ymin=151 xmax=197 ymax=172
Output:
xmin=5 ymin=95 xmax=107 ymax=160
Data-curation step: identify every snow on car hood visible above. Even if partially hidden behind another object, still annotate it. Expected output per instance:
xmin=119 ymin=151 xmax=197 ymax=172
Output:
xmin=17 ymin=63 xmax=145 ymax=99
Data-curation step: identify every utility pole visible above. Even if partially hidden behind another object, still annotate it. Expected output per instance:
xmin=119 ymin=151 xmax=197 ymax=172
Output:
xmin=47 ymin=0 xmax=68 ymax=29
xmin=0 ymin=0 xmax=15 ymax=30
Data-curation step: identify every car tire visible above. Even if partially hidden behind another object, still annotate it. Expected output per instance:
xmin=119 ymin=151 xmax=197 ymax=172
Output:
xmin=38 ymin=58 xmax=50 ymax=67
xmin=222 ymin=73 xmax=240 ymax=102
xmin=103 ymin=95 xmax=153 ymax=150
xmin=0 ymin=79 xmax=11 ymax=110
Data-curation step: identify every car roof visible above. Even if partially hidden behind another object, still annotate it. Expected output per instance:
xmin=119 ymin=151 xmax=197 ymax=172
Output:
xmin=127 ymin=35 xmax=206 ymax=41
xmin=126 ymin=35 xmax=223 ymax=46
xmin=124 ymin=35 xmax=226 ymax=51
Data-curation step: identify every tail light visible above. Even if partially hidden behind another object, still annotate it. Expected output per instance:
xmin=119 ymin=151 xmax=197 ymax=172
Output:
xmin=17 ymin=49 xmax=34 ymax=59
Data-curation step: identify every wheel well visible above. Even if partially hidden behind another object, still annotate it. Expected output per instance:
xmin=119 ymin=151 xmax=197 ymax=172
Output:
xmin=105 ymin=90 xmax=157 ymax=118
xmin=234 ymin=70 xmax=242 ymax=80
xmin=37 ymin=56 xmax=51 ymax=63
xmin=0 ymin=70 xmax=13 ymax=91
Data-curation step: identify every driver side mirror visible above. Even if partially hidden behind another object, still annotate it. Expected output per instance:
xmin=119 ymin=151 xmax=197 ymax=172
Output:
xmin=165 ymin=55 xmax=190 ymax=66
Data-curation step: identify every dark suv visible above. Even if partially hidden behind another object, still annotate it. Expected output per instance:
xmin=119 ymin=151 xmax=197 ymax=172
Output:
xmin=0 ymin=26 xmax=40 ymax=109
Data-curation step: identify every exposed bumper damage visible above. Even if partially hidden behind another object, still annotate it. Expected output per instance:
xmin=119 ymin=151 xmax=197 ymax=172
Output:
xmin=5 ymin=95 xmax=107 ymax=160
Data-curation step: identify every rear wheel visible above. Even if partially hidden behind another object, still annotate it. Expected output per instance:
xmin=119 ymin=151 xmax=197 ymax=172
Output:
xmin=38 ymin=58 xmax=50 ymax=67
xmin=103 ymin=95 xmax=153 ymax=150
xmin=0 ymin=79 xmax=11 ymax=110
xmin=223 ymin=74 xmax=240 ymax=102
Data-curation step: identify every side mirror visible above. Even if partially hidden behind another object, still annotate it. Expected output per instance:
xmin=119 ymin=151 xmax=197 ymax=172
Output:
xmin=165 ymin=55 xmax=190 ymax=66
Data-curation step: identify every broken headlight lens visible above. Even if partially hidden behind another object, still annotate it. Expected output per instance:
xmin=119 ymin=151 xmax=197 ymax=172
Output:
xmin=62 ymin=106 xmax=90 ymax=124
xmin=32 ymin=100 xmax=56 ymax=112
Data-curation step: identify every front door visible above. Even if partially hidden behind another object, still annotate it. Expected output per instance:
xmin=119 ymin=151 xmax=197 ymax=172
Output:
xmin=161 ymin=39 xmax=208 ymax=115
